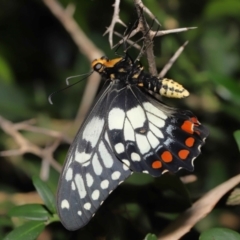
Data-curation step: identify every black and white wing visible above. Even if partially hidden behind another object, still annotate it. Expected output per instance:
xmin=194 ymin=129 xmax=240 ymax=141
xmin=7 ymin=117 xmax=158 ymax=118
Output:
xmin=57 ymin=82 xmax=131 ymax=231
xmin=106 ymin=85 xmax=209 ymax=176
xmin=57 ymin=80 xmax=208 ymax=231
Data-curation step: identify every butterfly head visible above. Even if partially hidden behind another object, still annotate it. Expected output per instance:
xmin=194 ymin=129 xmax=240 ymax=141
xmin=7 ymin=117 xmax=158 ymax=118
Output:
xmin=91 ymin=54 xmax=138 ymax=81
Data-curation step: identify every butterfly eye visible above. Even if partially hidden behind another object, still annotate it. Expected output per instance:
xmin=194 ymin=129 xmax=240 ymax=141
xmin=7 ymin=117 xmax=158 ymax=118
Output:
xmin=94 ymin=63 xmax=103 ymax=72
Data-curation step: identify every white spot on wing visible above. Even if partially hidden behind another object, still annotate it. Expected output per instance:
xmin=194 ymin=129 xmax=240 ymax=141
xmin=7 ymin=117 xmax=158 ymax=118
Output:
xmin=136 ymin=133 xmax=151 ymax=154
xmin=131 ymin=152 xmax=141 ymax=162
xmin=61 ymin=199 xmax=70 ymax=209
xmin=147 ymin=112 xmax=165 ymax=128
xmin=166 ymin=125 xmax=174 ymax=135
xmin=65 ymin=168 xmax=73 ymax=181
xmin=84 ymin=202 xmax=91 ymax=210
xmin=124 ymin=118 xmax=135 ymax=141
xmin=75 ymin=151 xmax=91 ymax=164
xmin=91 ymin=189 xmax=100 ymax=200
xmin=127 ymin=105 xmax=146 ymax=129
xmin=122 ymin=159 xmax=130 ymax=166
xmin=77 ymin=211 xmax=82 ymax=216
xmin=99 ymin=141 xmax=114 ymax=168
xmin=143 ymin=102 xmax=167 ymax=119
xmin=142 ymin=170 xmax=149 ymax=174
xmin=114 ymin=143 xmax=125 ymax=153
xmin=108 ymin=108 xmax=125 ymax=130
xmin=111 ymin=171 xmax=121 ymax=180
xmin=149 ymin=123 xmax=164 ymax=139
xmin=164 ymin=138 xmax=174 ymax=147
xmin=82 ymin=161 xmax=90 ymax=167
xmin=122 ymin=159 xmax=130 ymax=170
xmin=123 ymin=164 xmax=129 ymax=171
xmin=100 ymin=180 xmax=109 ymax=189
xmin=82 ymin=117 xmax=104 ymax=147
xmin=86 ymin=173 xmax=94 ymax=187
xmin=75 ymin=174 xmax=87 ymax=199
xmin=147 ymin=131 xmax=160 ymax=148
xmin=71 ymin=181 xmax=76 ymax=190
xmin=92 ymin=153 xmax=102 ymax=175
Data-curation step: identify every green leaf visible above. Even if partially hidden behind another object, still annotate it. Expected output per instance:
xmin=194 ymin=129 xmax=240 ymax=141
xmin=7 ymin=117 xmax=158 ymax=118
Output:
xmin=32 ymin=176 xmax=56 ymax=214
xmin=233 ymin=130 xmax=240 ymax=152
xmin=144 ymin=233 xmax=158 ymax=240
xmin=3 ymin=221 xmax=45 ymax=240
xmin=199 ymin=227 xmax=240 ymax=240
xmin=9 ymin=204 xmax=51 ymax=221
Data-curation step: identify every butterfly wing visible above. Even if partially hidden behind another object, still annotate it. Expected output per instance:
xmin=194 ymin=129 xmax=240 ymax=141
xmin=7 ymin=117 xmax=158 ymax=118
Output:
xmin=57 ymin=80 xmax=208 ymax=230
xmin=57 ymin=82 xmax=131 ymax=230
xmin=107 ymin=85 xmax=209 ymax=176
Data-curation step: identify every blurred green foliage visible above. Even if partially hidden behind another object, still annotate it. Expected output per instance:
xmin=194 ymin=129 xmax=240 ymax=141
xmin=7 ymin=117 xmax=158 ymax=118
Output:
xmin=1 ymin=0 xmax=240 ymax=239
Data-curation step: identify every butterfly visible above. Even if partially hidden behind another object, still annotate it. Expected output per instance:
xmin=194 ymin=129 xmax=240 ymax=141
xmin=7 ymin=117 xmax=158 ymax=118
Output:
xmin=56 ymin=52 xmax=208 ymax=231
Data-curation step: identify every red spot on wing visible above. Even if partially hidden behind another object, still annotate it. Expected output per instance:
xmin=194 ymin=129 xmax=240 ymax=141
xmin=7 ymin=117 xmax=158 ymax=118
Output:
xmin=178 ymin=150 xmax=190 ymax=160
xmin=161 ymin=151 xmax=173 ymax=162
xmin=185 ymin=137 xmax=195 ymax=147
xmin=181 ymin=120 xmax=194 ymax=134
xmin=152 ymin=160 xmax=162 ymax=169
xmin=191 ymin=117 xmax=199 ymax=125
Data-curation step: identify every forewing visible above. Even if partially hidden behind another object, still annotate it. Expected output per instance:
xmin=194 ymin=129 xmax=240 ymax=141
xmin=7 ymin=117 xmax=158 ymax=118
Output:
xmin=57 ymin=82 xmax=131 ymax=230
xmin=107 ymin=85 xmax=209 ymax=176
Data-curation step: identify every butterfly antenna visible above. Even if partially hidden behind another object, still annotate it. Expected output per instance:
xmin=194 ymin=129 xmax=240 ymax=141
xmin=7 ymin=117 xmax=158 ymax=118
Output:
xmin=66 ymin=72 xmax=92 ymax=85
xmin=48 ymin=71 xmax=93 ymax=105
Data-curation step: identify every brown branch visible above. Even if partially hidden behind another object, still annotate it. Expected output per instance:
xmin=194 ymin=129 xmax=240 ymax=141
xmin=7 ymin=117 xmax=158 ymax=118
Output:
xmin=103 ymin=0 xmax=126 ymax=48
xmin=42 ymin=0 xmax=103 ymax=61
xmin=42 ymin=0 xmax=104 ymax=123
xmin=134 ymin=1 xmax=158 ymax=75
xmin=0 ymin=116 xmax=62 ymax=174
xmin=158 ymin=174 xmax=240 ymax=239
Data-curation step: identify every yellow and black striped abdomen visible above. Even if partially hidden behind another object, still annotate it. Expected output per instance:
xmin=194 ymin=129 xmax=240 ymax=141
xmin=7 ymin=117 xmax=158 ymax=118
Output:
xmin=139 ymin=74 xmax=189 ymax=99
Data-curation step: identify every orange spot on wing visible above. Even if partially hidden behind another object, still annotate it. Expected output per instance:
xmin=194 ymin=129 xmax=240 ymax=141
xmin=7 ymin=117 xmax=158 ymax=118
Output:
xmin=181 ymin=120 xmax=194 ymax=134
xmin=185 ymin=137 xmax=195 ymax=147
xmin=191 ymin=117 xmax=199 ymax=124
xmin=152 ymin=160 xmax=162 ymax=169
xmin=161 ymin=151 xmax=173 ymax=162
xmin=178 ymin=150 xmax=190 ymax=160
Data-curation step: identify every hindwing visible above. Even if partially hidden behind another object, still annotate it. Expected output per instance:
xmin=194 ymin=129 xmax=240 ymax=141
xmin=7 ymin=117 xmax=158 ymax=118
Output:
xmin=106 ymin=84 xmax=208 ymax=176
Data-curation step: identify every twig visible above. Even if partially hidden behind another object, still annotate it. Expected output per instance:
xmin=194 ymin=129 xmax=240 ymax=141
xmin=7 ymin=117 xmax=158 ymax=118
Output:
xmin=134 ymin=1 xmax=158 ymax=75
xmin=159 ymin=41 xmax=189 ymax=78
xmin=103 ymin=0 xmax=126 ymax=48
xmin=0 ymin=115 xmax=62 ymax=173
xmin=42 ymin=0 xmax=103 ymax=124
xmin=158 ymin=174 xmax=240 ymax=239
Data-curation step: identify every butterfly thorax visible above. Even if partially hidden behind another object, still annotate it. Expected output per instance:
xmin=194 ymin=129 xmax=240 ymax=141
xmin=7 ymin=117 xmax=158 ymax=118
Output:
xmin=91 ymin=55 xmax=190 ymax=99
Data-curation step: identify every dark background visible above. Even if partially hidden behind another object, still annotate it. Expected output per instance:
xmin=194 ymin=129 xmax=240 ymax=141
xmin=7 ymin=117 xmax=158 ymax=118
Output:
xmin=1 ymin=0 xmax=240 ymax=239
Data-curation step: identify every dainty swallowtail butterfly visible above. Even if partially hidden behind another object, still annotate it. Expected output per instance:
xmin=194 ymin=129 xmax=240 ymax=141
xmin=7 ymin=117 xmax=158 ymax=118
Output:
xmin=57 ymin=46 xmax=208 ymax=231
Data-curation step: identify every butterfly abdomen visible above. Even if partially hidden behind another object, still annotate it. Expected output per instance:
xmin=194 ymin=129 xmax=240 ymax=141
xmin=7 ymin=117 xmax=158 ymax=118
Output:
xmin=136 ymin=70 xmax=189 ymax=98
